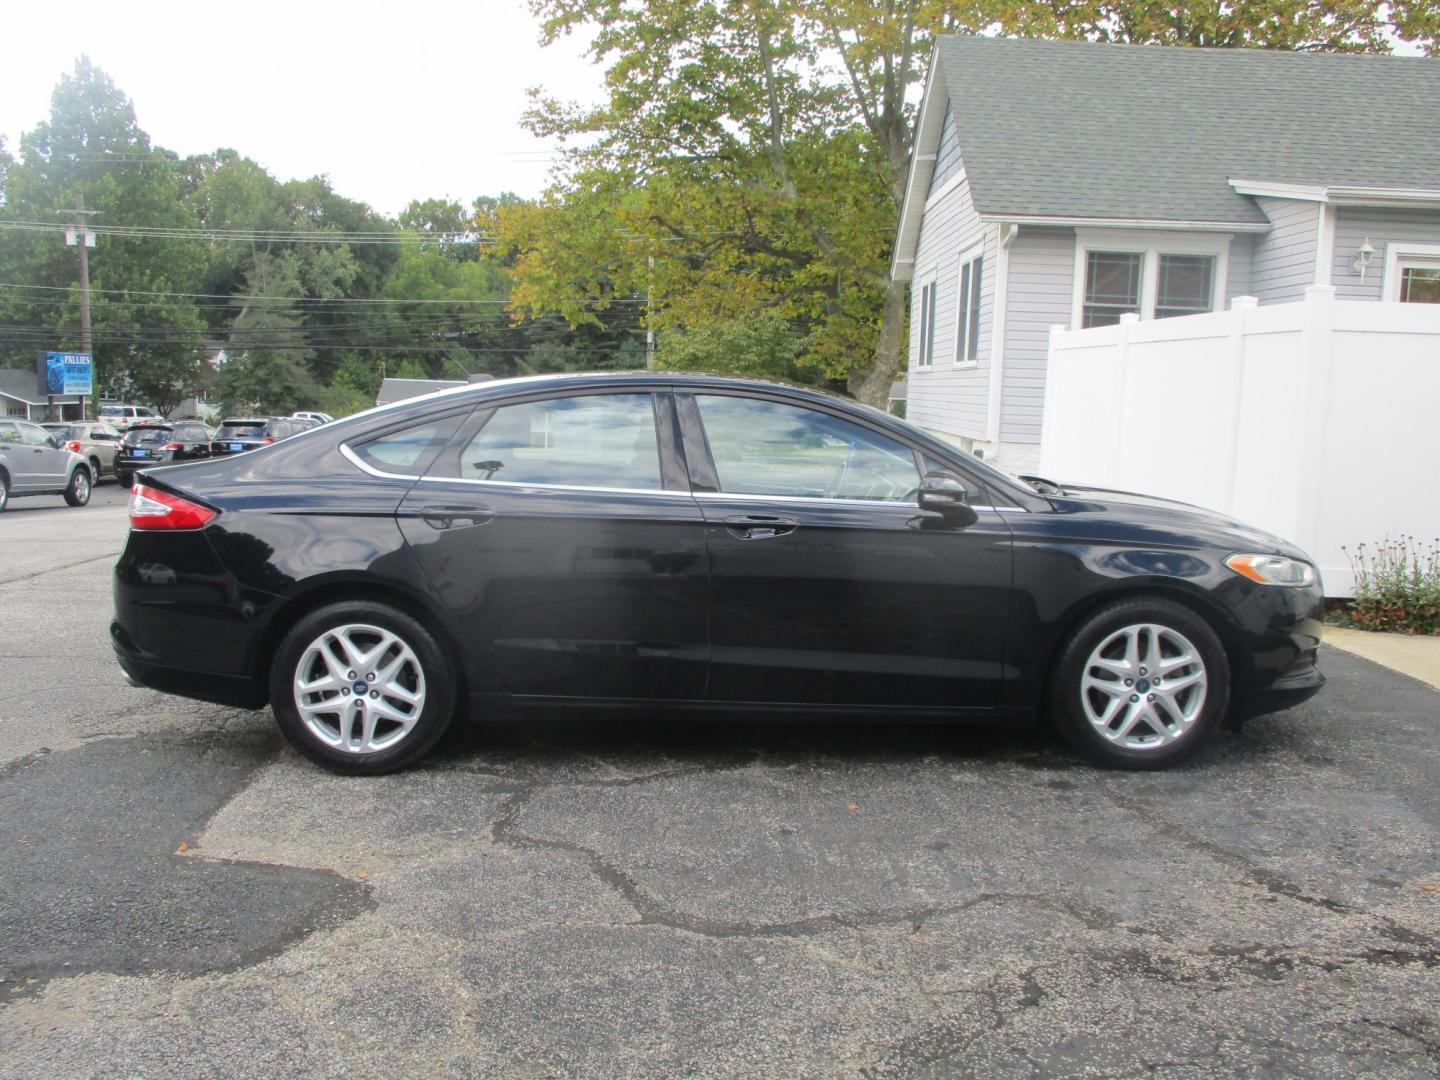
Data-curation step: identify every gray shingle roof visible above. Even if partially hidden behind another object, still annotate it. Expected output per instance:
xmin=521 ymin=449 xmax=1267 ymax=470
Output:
xmin=0 ymin=368 xmax=44 ymax=405
xmin=375 ymin=377 xmax=465 ymax=406
xmin=935 ymin=36 xmax=1440 ymax=225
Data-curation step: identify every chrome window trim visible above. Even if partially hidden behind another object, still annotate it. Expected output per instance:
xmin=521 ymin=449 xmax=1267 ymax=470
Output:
xmin=339 ymin=443 xmax=421 ymax=482
xmin=342 ymin=441 xmax=1032 ymax=510
xmin=417 ymin=475 xmax=679 ymax=498
xmin=692 ymin=490 xmax=919 ymax=509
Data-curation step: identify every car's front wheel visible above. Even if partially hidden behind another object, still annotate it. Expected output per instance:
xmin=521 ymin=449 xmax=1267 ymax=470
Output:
xmin=1049 ymin=597 xmax=1230 ymax=770
xmin=269 ymin=601 xmax=456 ymax=774
xmin=0 ymin=470 xmax=9 ymax=512
xmin=64 ymin=466 xmax=92 ymax=507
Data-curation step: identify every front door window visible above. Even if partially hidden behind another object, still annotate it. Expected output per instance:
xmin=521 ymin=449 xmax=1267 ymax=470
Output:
xmin=693 ymin=395 xmax=920 ymax=502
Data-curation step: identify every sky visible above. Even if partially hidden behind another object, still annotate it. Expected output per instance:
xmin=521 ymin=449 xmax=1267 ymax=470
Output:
xmin=0 ymin=0 xmax=606 ymax=216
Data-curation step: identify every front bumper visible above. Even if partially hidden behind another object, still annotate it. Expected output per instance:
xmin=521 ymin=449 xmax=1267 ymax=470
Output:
xmin=1250 ymin=649 xmax=1325 ymax=716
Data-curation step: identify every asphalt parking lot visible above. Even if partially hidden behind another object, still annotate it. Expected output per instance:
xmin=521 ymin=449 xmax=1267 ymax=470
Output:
xmin=1 ymin=487 xmax=1437 ymax=1078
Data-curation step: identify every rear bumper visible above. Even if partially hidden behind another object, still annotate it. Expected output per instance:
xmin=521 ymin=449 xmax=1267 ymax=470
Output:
xmin=111 ymin=619 xmax=267 ymax=709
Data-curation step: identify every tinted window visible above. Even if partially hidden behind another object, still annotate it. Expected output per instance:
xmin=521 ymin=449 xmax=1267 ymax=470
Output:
xmin=695 ymin=395 xmax=920 ymax=502
xmin=352 ymin=414 xmax=465 ymax=474
xmin=440 ymin=394 xmax=662 ymax=490
xmin=100 ymin=406 xmax=127 ymax=418
xmin=124 ymin=426 xmax=174 ymax=447
xmin=217 ymin=421 xmax=268 ymax=438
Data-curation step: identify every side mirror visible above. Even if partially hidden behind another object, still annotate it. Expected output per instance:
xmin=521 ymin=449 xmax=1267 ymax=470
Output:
xmin=918 ymin=471 xmax=979 ymax=527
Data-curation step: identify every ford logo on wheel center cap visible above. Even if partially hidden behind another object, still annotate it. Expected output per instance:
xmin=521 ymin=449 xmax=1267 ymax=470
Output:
xmin=353 ymin=681 xmax=368 ymax=695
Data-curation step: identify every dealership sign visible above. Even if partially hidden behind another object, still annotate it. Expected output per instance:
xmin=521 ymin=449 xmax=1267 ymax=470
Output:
xmin=36 ymin=351 xmax=94 ymax=396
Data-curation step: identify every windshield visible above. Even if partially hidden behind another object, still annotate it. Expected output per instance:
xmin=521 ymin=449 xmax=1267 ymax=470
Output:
xmin=123 ymin=426 xmax=173 ymax=446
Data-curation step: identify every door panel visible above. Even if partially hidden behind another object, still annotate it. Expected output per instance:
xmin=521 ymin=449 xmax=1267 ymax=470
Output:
xmin=18 ymin=423 xmax=69 ymax=488
xmin=682 ymin=392 xmax=1015 ymax=708
xmin=396 ymin=392 xmax=710 ymax=701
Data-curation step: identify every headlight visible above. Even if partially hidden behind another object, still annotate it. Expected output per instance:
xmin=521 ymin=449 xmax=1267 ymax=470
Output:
xmin=1225 ymin=553 xmax=1315 ymax=587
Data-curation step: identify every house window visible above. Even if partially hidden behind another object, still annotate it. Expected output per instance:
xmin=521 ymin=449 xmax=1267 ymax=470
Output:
xmin=1399 ymin=267 xmax=1440 ymax=303
xmin=1155 ymin=254 xmax=1216 ymax=319
xmin=1074 ymin=231 xmax=1230 ymax=328
xmin=1082 ymin=251 xmax=1143 ymax=328
xmin=954 ymin=247 xmax=983 ymax=365
xmin=915 ymin=279 xmax=937 ymax=368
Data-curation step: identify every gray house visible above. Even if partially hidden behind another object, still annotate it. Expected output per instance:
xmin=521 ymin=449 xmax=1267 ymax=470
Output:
xmin=892 ymin=37 xmax=1440 ymax=471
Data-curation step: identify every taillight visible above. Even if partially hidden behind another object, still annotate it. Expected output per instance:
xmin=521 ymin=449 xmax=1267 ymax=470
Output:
xmin=66 ymin=440 xmax=83 ymax=453
xmin=163 ymin=442 xmax=183 ymax=451
xmin=263 ymin=438 xmax=276 ymax=445
xmin=129 ymin=484 xmax=218 ymax=531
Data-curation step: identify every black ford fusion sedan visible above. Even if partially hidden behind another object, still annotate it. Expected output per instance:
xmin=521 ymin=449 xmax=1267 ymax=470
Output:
xmin=112 ymin=372 xmax=1324 ymax=774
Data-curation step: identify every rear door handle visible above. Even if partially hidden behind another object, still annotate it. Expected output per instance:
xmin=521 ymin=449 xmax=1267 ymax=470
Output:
xmin=723 ymin=514 xmax=798 ymax=540
xmin=420 ymin=505 xmax=494 ymax=530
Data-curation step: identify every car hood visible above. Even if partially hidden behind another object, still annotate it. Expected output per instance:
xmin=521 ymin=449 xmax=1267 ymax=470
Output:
xmin=1048 ymin=483 xmax=1310 ymax=560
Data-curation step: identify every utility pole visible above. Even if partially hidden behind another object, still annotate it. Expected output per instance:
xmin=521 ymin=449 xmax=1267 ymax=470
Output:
xmin=64 ymin=200 xmax=99 ymax=421
xmin=645 ymin=252 xmax=655 ymax=370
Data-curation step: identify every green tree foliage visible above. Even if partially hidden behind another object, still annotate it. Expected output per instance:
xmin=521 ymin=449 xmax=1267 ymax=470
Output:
xmin=655 ymin=310 xmax=816 ymax=384
xmin=0 ymin=58 xmax=208 ymax=411
xmin=508 ymin=0 xmax=1436 ymax=406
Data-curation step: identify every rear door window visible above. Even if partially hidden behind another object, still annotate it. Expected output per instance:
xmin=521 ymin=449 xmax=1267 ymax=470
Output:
xmin=433 ymin=393 xmax=662 ymax=490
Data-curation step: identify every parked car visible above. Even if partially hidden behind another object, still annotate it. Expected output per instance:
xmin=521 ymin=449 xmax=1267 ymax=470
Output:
xmin=293 ymin=411 xmax=334 ymax=426
xmin=40 ymin=421 xmax=123 ymax=481
xmin=112 ymin=372 xmax=1324 ymax=775
xmin=209 ymin=417 xmax=309 ymax=457
xmin=97 ymin=403 xmax=160 ymax=431
xmin=0 ymin=418 xmax=93 ymax=511
xmin=114 ymin=421 xmax=214 ymax=487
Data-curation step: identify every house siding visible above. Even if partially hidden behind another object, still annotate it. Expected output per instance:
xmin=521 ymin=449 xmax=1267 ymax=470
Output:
xmin=1000 ymin=227 xmax=1074 ymax=445
xmin=1225 ymin=234 xmax=1255 ymax=302
xmin=1250 ymin=196 xmax=1320 ymax=303
xmin=1331 ymin=206 xmax=1440 ymax=301
xmin=928 ymin=104 xmax=962 ymax=195
xmin=907 ymin=168 xmax=993 ymax=442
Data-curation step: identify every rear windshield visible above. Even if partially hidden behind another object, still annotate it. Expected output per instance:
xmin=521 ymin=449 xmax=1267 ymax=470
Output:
xmin=123 ymin=426 xmax=174 ymax=446
xmin=100 ymin=406 xmax=129 ymax=417
xmin=217 ymin=421 xmax=268 ymax=438
xmin=44 ymin=425 xmax=80 ymax=440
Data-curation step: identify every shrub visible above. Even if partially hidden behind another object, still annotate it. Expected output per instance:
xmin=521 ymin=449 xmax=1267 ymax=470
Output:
xmin=1344 ymin=536 xmax=1440 ymax=634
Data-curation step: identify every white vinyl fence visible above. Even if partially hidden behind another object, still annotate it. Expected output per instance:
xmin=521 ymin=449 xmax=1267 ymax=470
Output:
xmin=1039 ymin=286 xmax=1440 ymax=596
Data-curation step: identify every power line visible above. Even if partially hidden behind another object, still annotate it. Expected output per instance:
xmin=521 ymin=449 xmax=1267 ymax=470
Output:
xmin=0 ymin=282 xmax=650 ymax=305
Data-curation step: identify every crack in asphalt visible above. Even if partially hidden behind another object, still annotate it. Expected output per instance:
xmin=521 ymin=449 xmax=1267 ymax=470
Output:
xmin=0 ymin=551 xmax=120 ymax=586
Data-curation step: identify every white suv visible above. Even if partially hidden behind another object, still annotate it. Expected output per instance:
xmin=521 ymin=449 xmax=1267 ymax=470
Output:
xmin=97 ymin=404 xmax=159 ymax=431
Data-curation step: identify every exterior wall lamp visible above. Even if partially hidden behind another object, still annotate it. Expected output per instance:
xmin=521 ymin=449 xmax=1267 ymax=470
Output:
xmin=1352 ymin=238 xmax=1375 ymax=281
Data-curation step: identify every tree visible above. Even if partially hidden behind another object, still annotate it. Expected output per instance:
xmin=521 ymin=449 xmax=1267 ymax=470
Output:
xmin=509 ymin=0 xmax=1436 ymax=407
xmin=0 ymin=58 xmax=208 ymax=407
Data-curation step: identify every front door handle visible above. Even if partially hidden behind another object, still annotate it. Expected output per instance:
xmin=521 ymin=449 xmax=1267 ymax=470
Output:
xmin=723 ymin=514 xmax=798 ymax=540
xmin=420 ymin=505 xmax=494 ymax=530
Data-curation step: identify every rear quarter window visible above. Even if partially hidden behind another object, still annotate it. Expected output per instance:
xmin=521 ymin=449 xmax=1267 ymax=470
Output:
xmin=351 ymin=415 xmax=465 ymax=475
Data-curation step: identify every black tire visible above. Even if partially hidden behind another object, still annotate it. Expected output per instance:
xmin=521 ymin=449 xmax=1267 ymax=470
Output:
xmin=1048 ymin=597 xmax=1230 ymax=770
xmin=63 ymin=465 xmax=92 ymax=507
xmin=89 ymin=456 xmax=103 ymax=481
xmin=117 ymin=471 xmax=132 ymax=489
xmin=269 ymin=600 xmax=456 ymax=774
xmin=0 ymin=470 xmax=9 ymax=512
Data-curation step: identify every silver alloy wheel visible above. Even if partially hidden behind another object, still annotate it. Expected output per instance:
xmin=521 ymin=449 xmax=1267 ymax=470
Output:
xmin=292 ymin=623 xmax=427 ymax=755
xmin=73 ymin=470 xmax=90 ymax=503
xmin=1080 ymin=622 xmax=1208 ymax=750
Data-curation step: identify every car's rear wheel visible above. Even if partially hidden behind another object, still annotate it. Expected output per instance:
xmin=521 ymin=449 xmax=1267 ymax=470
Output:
xmin=269 ymin=601 xmax=455 ymax=774
xmin=64 ymin=466 xmax=91 ymax=507
xmin=1049 ymin=597 xmax=1230 ymax=770
xmin=117 ymin=471 xmax=132 ymax=489
xmin=0 ymin=470 xmax=9 ymax=512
